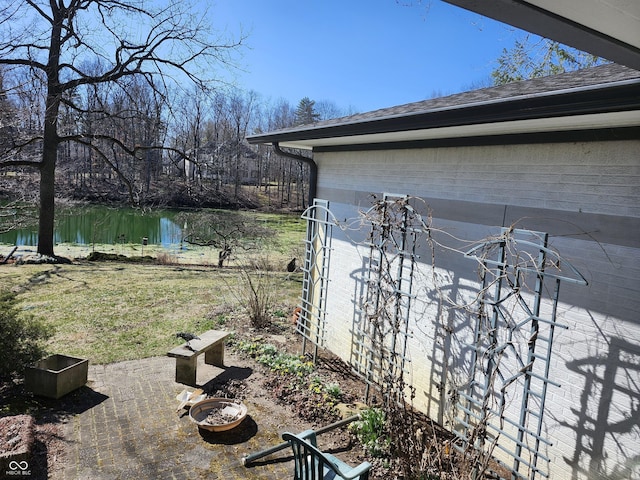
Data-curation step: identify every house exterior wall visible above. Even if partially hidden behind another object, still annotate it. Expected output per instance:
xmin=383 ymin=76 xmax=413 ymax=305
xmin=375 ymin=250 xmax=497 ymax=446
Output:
xmin=311 ymin=139 xmax=640 ymax=480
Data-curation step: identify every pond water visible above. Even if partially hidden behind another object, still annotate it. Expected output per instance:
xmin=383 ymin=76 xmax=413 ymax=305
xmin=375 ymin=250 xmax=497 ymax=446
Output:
xmin=0 ymin=206 xmax=183 ymax=247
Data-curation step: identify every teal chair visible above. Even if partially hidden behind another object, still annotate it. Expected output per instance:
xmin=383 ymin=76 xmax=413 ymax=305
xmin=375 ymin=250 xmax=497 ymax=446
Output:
xmin=282 ymin=430 xmax=371 ymax=480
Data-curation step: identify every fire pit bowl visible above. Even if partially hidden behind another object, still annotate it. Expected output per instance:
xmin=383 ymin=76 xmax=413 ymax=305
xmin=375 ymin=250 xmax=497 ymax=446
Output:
xmin=189 ymin=398 xmax=248 ymax=432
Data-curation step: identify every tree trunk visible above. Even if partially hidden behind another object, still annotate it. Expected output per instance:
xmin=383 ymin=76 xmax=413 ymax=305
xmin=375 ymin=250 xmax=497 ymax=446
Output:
xmin=38 ymin=148 xmax=57 ymax=257
xmin=37 ymin=6 xmax=63 ymax=257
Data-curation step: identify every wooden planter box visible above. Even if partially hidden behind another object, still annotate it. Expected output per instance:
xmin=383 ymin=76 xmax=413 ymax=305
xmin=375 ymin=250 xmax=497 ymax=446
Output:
xmin=25 ymin=354 xmax=88 ymax=399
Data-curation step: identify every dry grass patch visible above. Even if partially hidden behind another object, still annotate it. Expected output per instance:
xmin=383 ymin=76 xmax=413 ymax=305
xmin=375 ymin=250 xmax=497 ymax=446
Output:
xmin=0 ymin=262 xmax=301 ymax=364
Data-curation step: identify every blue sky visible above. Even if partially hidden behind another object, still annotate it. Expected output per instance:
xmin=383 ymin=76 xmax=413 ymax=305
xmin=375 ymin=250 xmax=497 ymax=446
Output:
xmin=210 ymin=0 xmax=527 ymax=113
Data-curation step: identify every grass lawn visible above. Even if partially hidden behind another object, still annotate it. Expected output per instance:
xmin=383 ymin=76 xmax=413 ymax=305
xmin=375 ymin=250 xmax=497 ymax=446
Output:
xmin=0 ymin=261 xmax=302 ymax=364
xmin=0 ymin=209 xmax=306 ymax=364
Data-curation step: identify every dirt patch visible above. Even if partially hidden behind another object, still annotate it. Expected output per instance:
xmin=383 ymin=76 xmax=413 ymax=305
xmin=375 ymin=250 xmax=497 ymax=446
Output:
xmin=0 ymin=415 xmax=33 ymax=457
xmin=0 ymin=383 xmax=84 ymax=479
xmin=203 ymin=317 xmax=482 ymax=479
xmin=199 ymin=319 xmax=388 ymax=474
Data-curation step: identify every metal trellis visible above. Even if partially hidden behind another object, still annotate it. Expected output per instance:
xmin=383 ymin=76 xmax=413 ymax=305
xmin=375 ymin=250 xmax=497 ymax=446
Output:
xmin=350 ymin=194 xmax=419 ymax=402
xmin=298 ymin=199 xmax=335 ymax=362
xmin=455 ymin=228 xmax=587 ymax=480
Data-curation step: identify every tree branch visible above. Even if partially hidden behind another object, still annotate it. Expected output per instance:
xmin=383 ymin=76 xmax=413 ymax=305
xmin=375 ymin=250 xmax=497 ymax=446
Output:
xmin=70 ymin=136 xmax=136 ymax=203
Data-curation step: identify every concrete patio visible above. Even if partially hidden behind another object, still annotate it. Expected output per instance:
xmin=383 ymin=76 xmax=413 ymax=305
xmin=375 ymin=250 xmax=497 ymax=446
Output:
xmin=50 ymin=351 xmax=321 ymax=479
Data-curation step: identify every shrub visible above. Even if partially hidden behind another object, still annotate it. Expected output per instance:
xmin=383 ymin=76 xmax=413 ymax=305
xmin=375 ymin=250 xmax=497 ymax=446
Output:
xmin=156 ymin=252 xmax=179 ymax=265
xmin=324 ymin=382 xmax=343 ymax=400
xmin=258 ymin=349 xmax=314 ymax=377
xmin=350 ymin=407 xmax=390 ymax=457
xmin=237 ymin=267 xmax=275 ymax=329
xmin=0 ymin=291 xmax=53 ymax=381
xmin=308 ymin=378 xmax=343 ymax=403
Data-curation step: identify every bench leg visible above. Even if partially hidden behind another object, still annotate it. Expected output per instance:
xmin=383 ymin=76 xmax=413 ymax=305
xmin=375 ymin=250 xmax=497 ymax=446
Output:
xmin=204 ymin=342 xmax=225 ymax=367
xmin=175 ymin=357 xmax=197 ymax=386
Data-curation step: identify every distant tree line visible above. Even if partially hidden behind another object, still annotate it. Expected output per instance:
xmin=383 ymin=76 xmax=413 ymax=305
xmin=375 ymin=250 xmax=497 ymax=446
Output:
xmin=0 ymin=67 xmax=344 ymax=211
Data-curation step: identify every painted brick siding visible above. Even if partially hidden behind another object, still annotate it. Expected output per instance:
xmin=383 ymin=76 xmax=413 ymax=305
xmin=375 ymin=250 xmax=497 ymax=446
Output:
xmin=316 ymin=140 xmax=640 ymax=217
xmin=308 ymin=140 xmax=640 ymax=480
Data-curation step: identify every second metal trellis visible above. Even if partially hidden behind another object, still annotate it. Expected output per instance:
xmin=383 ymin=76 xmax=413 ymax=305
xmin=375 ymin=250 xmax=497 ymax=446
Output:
xmin=456 ymin=227 xmax=587 ymax=480
xmin=350 ymin=194 xmax=420 ymax=403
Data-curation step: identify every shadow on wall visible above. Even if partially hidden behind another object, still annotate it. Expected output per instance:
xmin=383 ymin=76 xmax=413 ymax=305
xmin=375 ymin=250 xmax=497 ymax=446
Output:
xmin=562 ymin=336 xmax=640 ymax=480
xmin=422 ymin=270 xmax=477 ymax=428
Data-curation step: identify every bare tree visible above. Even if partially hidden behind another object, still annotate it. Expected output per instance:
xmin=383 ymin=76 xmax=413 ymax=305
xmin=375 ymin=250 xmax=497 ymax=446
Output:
xmin=0 ymin=66 xmax=13 ymax=152
xmin=253 ymin=97 xmax=312 ymax=209
xmin=227 ymin=90 xmax=257 ymax=200
xmin=0 ymin=0 xmax=243 ymax=257
xmin=314 ymin=99 xmax=352 ymax=121
xmin=176 ymin=210 xmax=272 ymax=267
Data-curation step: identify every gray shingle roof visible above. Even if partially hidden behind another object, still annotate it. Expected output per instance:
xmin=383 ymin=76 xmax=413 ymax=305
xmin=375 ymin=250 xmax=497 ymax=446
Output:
xmin=247 ymin=63 xmax=640 ymax=145
xmin=338 ymin=63 xmax=639 ymax=123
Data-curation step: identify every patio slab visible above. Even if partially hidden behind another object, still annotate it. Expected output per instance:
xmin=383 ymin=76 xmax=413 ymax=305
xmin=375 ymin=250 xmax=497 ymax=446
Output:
xmin=51 ymin=352 xmax=310 ymax=479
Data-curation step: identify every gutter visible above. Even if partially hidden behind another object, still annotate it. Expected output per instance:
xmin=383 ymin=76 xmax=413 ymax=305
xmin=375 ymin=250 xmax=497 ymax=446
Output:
xmin=273 ymin=142 xmax=317 ymax=207
xmin=247 ymin=78 xmax=640 ymax=146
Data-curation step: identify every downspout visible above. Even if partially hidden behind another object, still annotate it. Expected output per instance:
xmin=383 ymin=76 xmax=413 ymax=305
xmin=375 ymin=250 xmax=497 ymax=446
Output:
xmin=273 ymin=142 xmax=317 ymax=206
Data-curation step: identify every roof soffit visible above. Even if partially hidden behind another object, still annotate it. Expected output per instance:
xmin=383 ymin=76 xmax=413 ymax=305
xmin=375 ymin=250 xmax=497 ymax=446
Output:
xmin=443 ymin=0 xmax=640 ymax=69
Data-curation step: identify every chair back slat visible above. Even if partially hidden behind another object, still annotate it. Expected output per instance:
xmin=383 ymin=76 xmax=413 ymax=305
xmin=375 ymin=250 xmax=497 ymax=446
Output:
xmin=283 ymin=432 xmax=367 ymax=480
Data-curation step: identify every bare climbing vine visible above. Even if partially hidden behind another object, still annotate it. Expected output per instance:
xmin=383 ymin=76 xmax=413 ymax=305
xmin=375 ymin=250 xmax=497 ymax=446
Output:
xmin=338 ymin=194 xmax=587 ymax=479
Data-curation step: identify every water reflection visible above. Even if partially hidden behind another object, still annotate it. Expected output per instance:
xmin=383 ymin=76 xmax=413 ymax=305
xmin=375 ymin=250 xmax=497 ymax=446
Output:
xmin=0 ymin=207 xmax=183 ymax=247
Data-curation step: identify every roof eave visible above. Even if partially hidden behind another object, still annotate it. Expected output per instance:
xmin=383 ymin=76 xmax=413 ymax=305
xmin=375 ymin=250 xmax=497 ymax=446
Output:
xmin=443 ymin=0 xmax=640 ymax=70
xmin=246 ymin=79 xmax=640 ymax=149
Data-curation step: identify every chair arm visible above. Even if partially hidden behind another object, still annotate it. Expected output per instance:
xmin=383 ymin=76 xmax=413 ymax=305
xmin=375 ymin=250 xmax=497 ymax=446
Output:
xmin=337 ymin=461 xmax=372 ymax=479
xmin=325 ymin=453 xmax=372 ymax=479
xmin=297 ymin=429 xmax=318 ymax=446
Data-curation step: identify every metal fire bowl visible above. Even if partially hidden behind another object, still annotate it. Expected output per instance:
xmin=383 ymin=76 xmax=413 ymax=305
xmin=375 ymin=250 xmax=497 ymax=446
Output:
xmin=189 ymin=398 xmax=248 ymax=432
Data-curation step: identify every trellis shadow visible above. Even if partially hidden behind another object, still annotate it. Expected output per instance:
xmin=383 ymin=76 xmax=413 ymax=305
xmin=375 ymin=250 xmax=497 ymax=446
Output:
xmin=561 ymin=336 xmax=640 ymax=479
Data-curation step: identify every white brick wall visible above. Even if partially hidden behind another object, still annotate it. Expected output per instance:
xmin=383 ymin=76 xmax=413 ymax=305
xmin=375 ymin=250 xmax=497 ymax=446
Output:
xmin=317 ymin=140 xmax=640 ymax=216
xmin=309 ymin=139 xmax=640 ymax=480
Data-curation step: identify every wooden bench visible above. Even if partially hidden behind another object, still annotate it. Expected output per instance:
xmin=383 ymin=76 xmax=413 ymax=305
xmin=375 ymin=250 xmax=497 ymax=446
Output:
xmin=167 ymin=330 xmax=230 ymax=386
